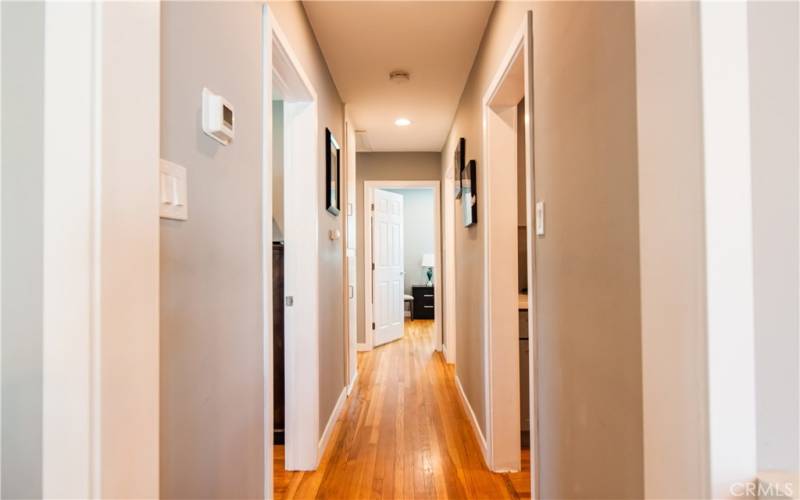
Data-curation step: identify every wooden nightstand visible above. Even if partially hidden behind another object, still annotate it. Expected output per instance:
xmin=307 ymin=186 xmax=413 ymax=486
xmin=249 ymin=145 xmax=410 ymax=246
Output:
xmin=411 ymin=285 xmax=435 ymax=320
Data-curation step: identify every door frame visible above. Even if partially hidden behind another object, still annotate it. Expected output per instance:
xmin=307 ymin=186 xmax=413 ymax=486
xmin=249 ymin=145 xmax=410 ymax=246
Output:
xmin=481 ymin=11 xmax=539 ymax=492
xmin=363 ymin=180 xmax=442 ymax=351
xmin=263 ymin=4 xmax=321 ymax=483
xmin=343 ymin=107 xmax=358 ymax=394
xmin=443 ymin=166 xmax=457 ymax=365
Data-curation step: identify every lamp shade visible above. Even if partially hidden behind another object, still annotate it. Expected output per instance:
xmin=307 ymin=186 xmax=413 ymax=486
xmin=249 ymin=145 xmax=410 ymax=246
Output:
xmin=421 ymin=253 xmax=435 ymax=268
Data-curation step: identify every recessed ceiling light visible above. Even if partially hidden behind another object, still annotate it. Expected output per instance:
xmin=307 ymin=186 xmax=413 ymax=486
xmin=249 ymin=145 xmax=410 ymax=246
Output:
xmin=395 ymin=118 xmax=411 ymax=127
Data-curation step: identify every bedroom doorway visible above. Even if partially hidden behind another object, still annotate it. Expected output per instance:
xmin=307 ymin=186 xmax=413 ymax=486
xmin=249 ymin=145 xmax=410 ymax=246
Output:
xmin=264 ymin=6 xmax=321 ymax=493
xmin=480 ymin=11 xmax=537 ymax=488
xmin=363 ymin=181 xmax=442 ymax=351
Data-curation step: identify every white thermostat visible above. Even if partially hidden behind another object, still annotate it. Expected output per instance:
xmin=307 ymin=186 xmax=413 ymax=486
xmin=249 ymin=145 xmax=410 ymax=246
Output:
xmin=202 ymin=87 xmax=234 ymax=145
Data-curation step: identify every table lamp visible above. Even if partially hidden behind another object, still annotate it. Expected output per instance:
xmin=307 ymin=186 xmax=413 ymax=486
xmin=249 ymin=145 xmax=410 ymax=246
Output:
xmin=421 ymin=253 xmax=435 ymax=286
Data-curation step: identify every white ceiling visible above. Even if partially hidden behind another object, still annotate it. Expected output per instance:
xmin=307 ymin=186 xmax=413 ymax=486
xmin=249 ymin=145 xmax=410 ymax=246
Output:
xmin=303 ymin=1 xmax=494 ymax=152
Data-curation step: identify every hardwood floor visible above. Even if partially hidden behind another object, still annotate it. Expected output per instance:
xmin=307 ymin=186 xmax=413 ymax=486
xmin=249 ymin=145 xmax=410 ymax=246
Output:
xmin=274 ymin=319 xmax=531 ymax=499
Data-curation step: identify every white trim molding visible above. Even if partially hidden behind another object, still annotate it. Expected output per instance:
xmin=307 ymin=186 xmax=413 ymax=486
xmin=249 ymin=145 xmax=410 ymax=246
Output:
xmin=347 ymin=369 xmax=359 ymax=396
xmin=442 ymin=166 xmax=457 ymax=365
xmin=479 ymin=11 xmax=537 ymax=485
xmin=317 ymin=387 xmax=347 ymax=465
xmin=343 ymin=106 xmax=358 ymax=409
xmin=36 ymin=2 xmax=161 ymax=497
xmin=264 ymin=4 xmax=321 ymax=478
xmin=699 ymin=3 xmax=757 ymax=496
xmin=455 ymin=376 xmax=488 ymax=462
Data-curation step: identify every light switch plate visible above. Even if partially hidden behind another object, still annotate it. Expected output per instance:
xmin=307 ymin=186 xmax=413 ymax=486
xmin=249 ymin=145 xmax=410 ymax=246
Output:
xmin=160 ymin=159 xmax=188 ymax=220
xmin=535 ymin=201 xmax=545 ymax=236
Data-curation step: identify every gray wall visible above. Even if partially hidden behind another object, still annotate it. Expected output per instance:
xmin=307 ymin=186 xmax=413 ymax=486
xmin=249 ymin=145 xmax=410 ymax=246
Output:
xmin=748 ymin=0 xmax=800 ymax=472
xmin=356 ymin=152 xmax=441 ymax=343
xmin=386 ymin=189 xmax=435 ymax=294
xmin=160 ymin=6 xmax=346 ymax=491
xmin=160 ymin=3 xmax=265 ymax=497
xmin=1 ymin=3 xmax=44 ymax=497
xmin=272 ymin=100 xmax=285 ymax=241
xmin=442 ymin=2 xmax=643 ymax=497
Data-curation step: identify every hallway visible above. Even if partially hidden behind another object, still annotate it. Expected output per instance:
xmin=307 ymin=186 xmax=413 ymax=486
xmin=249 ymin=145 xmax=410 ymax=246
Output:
xmin=275 ymin=320 xmax=530 ymax=499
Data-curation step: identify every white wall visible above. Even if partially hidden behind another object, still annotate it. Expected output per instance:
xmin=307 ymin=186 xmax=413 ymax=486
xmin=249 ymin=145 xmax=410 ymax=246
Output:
xmin=387 ymin=188 xmax=435 ymax=294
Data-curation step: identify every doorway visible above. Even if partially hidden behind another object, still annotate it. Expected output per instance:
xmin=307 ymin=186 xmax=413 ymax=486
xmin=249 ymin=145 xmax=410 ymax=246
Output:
xmin=363 ymin=181 xmax=442 ymax=351
xmin=481 ymin=12 xmax=537 ymax=486
xmin=264 ymin=6 xmax=321 ymax=491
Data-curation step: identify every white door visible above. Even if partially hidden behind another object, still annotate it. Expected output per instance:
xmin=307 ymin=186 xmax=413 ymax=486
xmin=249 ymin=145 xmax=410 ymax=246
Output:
xmin=372 ymin=189 xmax=404 ymax=346
xmin=345 ymin=114 xmax=357 ymax=388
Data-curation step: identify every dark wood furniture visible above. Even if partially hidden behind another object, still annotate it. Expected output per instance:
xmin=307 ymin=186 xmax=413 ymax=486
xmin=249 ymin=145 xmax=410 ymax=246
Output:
xmin=411 ymin=285 xmax=435 ymax=320
xmin=273 ymin=242 xmax=285 ymax=444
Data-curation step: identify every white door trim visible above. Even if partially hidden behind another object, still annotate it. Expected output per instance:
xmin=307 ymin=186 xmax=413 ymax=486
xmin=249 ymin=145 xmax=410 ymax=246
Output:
xmin=34 ymin=3 xmax=160 ymax=496
xmin=443 ymin=166 xmax=457 ymax=365
xmin=480 ymin=12 xmax=539 ymax=494
xmin=263 ymin=5 xmax=321 ymax=487
xmin=343 ymin=107 xmax=358 ymax=394
xmin=363 ymin=180 xmax=442 ymax=351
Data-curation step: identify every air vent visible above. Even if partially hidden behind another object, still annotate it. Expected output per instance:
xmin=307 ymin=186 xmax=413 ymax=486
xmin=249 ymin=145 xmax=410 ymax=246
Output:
xmin=355 ymin=130 xmax=373 ymax=152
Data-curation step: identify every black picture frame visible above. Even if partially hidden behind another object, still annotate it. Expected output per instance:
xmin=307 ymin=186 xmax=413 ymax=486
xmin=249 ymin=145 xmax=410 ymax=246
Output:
xmin=462 ymin=159 xmax=477 ymax=227
xmin=454 ymin=137 xmax=465 ymax=199
xmin=325 ymin=128 xmax=340 ymax=216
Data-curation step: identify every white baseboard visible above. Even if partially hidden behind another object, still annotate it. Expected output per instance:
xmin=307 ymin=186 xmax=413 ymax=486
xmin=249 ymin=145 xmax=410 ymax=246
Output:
xmin=356 ymin=342 xmax=371 ymax=352
xmin=443 ymin=343 xmax=454 ymax=364
xmin=347 ymin=370 xmax=359 ymax=396
xmin=455 ymin=375 xmax=488 ymax=465
xmin=317 ymin=386 xmax=347 ymax=465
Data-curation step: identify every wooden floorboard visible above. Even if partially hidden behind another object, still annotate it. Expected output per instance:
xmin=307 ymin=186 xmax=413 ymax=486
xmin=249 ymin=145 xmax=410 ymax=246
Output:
xmin=274 ymin=319 xmax=531 ymax=499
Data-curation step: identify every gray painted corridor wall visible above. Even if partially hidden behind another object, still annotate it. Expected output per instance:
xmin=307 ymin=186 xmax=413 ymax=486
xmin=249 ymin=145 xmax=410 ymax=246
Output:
xmin=160 ymin=3 xmax=265 ymax=497
xmin=1 ymin=3 xmax=44 ymax=497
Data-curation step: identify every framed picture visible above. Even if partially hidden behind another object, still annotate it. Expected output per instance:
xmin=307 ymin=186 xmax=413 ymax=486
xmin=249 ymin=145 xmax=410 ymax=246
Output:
xmin=454 ymin=137 xmax=465 ymax=199
xmin=463 ymin=159 xmax=477 ymax=226
xmin=325 ymin=128 xmax=340 ymax=215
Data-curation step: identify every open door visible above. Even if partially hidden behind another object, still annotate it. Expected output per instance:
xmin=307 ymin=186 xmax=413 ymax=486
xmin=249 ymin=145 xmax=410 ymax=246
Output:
xmin=372 ymin=188 xmax=404 ymax=346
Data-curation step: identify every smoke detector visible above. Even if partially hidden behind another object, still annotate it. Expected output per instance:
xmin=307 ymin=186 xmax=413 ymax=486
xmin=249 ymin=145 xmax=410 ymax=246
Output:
xmin=389 ymin=70 xmax=410 ymax=83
